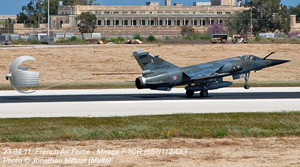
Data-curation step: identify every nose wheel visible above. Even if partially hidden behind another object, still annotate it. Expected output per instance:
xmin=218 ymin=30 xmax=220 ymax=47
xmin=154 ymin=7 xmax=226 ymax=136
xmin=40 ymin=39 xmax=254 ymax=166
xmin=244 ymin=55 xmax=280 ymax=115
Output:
xmin=244 ymin=72 xmax=250 ymax=89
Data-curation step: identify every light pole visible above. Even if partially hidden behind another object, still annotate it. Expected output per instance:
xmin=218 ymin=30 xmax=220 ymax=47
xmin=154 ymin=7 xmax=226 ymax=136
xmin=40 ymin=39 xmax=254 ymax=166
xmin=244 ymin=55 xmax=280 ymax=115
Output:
xmin=38 ymin=2 xmax=42 ymax=29
xmin=47 ymin=0 xmax=50 ymax=43
xmin=146 ymin=6 xmax=148 ymax=37
xmin=250 ymin=6 xmax=254 ymax=36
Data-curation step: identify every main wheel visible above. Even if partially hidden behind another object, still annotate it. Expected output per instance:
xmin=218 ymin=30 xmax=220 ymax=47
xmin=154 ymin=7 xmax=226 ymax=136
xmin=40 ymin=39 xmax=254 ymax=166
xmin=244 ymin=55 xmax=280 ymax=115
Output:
xmin=244 ymin=85 xmax=250 ymax=89
xmin=200 ymin=90 xmax=208 ymax=97
xmin=186 ymin=90 xmax=194 ymax=97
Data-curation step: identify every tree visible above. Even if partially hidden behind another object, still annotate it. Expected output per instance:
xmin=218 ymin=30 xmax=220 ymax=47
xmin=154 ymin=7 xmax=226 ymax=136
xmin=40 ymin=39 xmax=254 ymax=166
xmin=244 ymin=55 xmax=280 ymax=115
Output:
xmin=227 ymin=0 xmax=290 ymax=35
xmin=147 ymin=35 xmax=156 ymax=42
xmin=17 ymin=12 xmax=28 ymax=24
xmin=74 ymin=0 xmax=95 ymax=5
xmin=63 ymin=0 xmax=75 ymax=5
xmin=181 ymin=25 xmax=195 ymax=37
xmin=77 ymin=12 xmax=97 ymax=34
xmin=16 ymin=0 xmax=68 ymax=26
xmin=17 ymin=0 xmax=45 ymax=26
xmin=208 ymin=22 xmax=225 ymax=34
xmin=226 ymin=11 xmax=252 ymax=35
xmin=290 ymin=4 xmax=300 ymax=23
xmin=4 ymin=18 xmax=14 ymax=34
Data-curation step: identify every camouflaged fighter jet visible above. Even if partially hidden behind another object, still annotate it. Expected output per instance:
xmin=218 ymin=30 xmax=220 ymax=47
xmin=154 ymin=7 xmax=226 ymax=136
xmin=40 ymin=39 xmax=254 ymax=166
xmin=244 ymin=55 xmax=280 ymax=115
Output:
xmin=133 ymin=50 xmax=290 ymax=97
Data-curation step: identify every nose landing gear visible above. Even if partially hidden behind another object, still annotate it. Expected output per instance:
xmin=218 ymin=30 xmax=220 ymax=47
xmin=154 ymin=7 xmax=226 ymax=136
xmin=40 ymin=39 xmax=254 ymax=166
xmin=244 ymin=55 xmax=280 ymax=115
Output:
xmin=244 ymin=72 xmax=250 ymax=89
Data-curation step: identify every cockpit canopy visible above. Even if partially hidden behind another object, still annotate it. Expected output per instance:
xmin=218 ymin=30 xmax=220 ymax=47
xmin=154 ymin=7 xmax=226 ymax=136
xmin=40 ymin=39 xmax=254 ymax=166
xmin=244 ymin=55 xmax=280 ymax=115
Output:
xmin=241 ymin=55 xmax=262 ymax=61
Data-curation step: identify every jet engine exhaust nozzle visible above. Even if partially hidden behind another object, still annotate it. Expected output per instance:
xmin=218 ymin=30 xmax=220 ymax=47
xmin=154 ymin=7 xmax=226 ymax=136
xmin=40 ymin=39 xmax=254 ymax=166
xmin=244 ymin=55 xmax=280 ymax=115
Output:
xmin=135 ymin=77 xmax=146 ymax=89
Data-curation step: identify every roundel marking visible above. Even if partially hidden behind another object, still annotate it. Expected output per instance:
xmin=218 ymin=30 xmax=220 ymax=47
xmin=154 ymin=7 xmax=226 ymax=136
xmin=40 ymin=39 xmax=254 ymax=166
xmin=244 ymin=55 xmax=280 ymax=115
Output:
xmin=172 ymin=75 xmax=178 ymax=81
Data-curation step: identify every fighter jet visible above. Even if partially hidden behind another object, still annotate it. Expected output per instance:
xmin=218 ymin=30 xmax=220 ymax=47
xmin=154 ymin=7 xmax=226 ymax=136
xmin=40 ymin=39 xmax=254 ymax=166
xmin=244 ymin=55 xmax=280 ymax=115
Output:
xmin=133 ymin=50 xmax=290 ymax=97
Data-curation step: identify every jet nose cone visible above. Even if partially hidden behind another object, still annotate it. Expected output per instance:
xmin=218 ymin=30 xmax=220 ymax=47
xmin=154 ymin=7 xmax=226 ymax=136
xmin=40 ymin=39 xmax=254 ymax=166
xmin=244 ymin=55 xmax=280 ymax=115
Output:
xmin=269 ymin=59 xmax=290 ymax=66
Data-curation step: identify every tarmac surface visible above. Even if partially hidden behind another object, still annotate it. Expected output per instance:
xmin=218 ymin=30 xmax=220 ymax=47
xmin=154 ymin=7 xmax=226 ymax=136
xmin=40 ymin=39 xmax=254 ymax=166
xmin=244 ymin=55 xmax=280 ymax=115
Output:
xmin=0 ymin=87 xmax=299 ymax=118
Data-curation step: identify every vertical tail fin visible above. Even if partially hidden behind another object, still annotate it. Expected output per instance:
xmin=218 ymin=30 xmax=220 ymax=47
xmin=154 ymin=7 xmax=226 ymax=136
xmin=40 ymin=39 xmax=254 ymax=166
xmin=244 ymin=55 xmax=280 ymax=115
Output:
xmin=132 ymin=49 xmax=178 ymax=74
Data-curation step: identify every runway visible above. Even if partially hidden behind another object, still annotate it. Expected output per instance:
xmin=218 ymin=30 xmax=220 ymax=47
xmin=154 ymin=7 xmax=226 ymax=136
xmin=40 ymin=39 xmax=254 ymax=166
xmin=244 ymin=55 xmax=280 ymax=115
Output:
xmin=0 ymin=87 xmax=299 ymax=118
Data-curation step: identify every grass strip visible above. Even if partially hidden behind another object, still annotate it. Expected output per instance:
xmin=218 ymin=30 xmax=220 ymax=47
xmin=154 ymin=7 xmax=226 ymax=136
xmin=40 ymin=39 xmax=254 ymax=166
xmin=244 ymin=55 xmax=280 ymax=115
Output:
xmin=0 ymin=81 xmax=299 ymax=90
xmin=1 ymin=112 xmax=300 ymax=142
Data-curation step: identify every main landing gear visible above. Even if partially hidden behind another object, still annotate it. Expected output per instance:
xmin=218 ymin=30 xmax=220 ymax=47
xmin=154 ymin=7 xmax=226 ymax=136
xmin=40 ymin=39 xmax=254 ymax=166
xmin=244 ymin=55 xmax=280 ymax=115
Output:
xmin=186 ymin=90 xmax=194 ymax=97
xmin=186 ymin=87 xmax=208 ymax=98
xmin=244 ymin=72 xmax=250 ymax=89
xmin=200 ymin=89 xmax=208 ymax=97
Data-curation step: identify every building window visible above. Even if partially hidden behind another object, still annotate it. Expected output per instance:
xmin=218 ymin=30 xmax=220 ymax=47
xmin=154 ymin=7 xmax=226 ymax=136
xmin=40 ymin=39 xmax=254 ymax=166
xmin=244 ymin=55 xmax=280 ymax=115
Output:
xmin=194 ymin=20 xmax=197 ymax=25
xmin=175 ymin=12 xmax=180 ymax=15
xmin=98 ymin=20 xmax=101 ymax=25
xmin=177 ymin=20 xmax=180 ymax=25
xmin=200 ymin=12 xmax=205 ymax=15
xmin=220 ymin=20 xmax=223 ymax=24
xmin=208 ymin=12 xmax=214 ymax=15
xmin=131 ymin=11 xmax=136 ymax=14
xmin=159 ymin=20 xmax=163 ymax=25
xmin=217 ymin=12 xmax=222 ymax=15
xmin=115 ymin=20 xmax=119 ymax=25
xmin=185 ymin=20 xmax=189 ymax=25
xmin=157 ymin=12 xmax=162 ymax=15
xmin=133 ymin=20 xmax=137 ymax=25
xmin=168 ymin=20 xmax=171 ymax=25
xmin=122 ymin=11 xmax=128 ymax=14
xmin=124 ymin=20 xmax=128 ymax=25
xmin=211 ymin=20 xmax=214 ymax=25
xmin=140 ymin=12 xmax=145 ymax=15
xmin=203 ymin=20 xmax=206 ymax=26
xmin=113 ymin=11 xmax=119 ymax=14
xmin=104 ymin=11 xmax=110 ymax=14
xmin=142 ymin=20 xmax=145 ymax=25
xmin=151 ymin=20 xmax=155 ymax=25
xmin=183 ymin=12 xmax=188 ymax=15
xmin=166 ymin=12 xmax=171 ymax=15
xmin=107 ymin=20 xmax=111 ymax=25
xmin=225 ymin=12 xmax=231 ymax=15
xmin=96 ymin=11 xmax=101 ymax=15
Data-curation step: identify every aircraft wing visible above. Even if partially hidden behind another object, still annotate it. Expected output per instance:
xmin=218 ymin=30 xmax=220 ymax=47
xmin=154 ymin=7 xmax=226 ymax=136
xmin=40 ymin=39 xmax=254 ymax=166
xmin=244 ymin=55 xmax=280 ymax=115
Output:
xmin=183 ymin=64 xmax=228 ymax=81
xmin=188 ymin=73 xmax=229 ymax=81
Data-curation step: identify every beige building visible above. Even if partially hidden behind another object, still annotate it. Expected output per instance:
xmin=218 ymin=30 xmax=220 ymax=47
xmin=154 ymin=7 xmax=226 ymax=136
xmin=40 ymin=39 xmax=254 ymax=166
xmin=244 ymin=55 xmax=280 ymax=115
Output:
xmin=290 ymin=15 xmax=300 ymax=32
xmin=12 ymin=0 xmax=299 ymax=36
xmin=50 ymin=0 xmax=248 ymax=36
xmin=0 ymin=15 xmax=17 ymax=32
xmin=0 ymin=15 xmax=17 ymax=22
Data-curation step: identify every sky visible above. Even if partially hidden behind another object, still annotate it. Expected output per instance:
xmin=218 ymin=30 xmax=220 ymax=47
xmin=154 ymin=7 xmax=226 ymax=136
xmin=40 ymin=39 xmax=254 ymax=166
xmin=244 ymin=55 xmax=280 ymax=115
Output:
xmin=0 ymin=0 xmax=299 ymax=15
